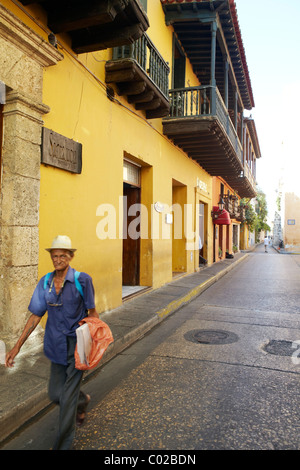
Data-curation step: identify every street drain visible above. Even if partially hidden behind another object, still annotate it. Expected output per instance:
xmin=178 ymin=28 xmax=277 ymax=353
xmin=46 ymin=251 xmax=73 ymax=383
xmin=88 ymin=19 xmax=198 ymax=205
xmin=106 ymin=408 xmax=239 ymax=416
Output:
xmin=263 ymin=340 xmax=295 ymax=357
xmin=184 ymin=329 xmax=239 ymax=345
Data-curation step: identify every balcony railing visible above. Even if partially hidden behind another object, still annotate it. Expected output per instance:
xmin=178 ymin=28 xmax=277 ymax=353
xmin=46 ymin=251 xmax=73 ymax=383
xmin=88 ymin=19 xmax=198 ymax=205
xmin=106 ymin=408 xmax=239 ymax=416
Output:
xmin=243 ymin=162 xmax=256 ymax=189
xmin=169 ymin=85 xmax=211 ymax=117
xmin=237 ymin=206 xmax=246 ymax=222
xmin=112 ymin=34 xmax=169 ymax=100
xmin=223 ymin=194 xmax=246 ymax=221
xmin=168 ymin=85 xmax=243 ymax=164
xmin=224 ymin=194 xmax=239 ymax=218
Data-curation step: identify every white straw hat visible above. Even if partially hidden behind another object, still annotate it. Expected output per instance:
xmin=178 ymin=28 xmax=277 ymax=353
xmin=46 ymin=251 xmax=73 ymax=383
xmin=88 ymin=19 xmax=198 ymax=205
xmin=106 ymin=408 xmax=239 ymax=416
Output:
xmin=46 ymin=235 xmax=76 ymax=252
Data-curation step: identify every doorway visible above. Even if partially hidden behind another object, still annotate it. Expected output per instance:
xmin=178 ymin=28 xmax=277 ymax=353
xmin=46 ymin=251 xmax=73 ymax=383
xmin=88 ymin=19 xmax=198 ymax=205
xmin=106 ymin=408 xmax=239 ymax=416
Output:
xmin=123 ymin=182 xmax=140 ymax=287
xmin=199 ymin=202 xmax=208 ymax=265
xmin=172 ymin=179 xmax=187 ymax=276
xmin=218 ymin=224 xmax=223 ymax=259
xmin=122 ymin=158 xmax=147 ymax=299
xmin=232 ymin=224 xmax=239 ymax=251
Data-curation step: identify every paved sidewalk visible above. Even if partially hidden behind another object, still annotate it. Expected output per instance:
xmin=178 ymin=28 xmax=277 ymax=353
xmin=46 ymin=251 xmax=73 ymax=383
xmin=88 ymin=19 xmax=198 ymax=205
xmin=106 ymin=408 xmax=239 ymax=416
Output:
xmin=0 ymin=251 xmax=248 ymax=445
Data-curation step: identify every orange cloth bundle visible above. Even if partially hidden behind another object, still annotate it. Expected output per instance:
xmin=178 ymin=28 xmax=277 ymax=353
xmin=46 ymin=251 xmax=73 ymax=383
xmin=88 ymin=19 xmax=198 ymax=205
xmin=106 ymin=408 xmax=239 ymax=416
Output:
xmin=75 ymin=316 xmax=114 ymax=370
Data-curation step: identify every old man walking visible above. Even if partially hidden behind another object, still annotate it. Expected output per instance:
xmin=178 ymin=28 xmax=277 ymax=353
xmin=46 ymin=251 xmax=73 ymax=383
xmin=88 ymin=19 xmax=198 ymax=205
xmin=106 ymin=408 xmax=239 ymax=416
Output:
xmin=5 ymin=235 xmax=98 ymax=450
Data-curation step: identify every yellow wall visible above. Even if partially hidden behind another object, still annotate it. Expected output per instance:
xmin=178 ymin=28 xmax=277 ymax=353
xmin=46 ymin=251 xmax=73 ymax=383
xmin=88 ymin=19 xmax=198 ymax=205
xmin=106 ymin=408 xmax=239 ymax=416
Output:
xmin=240 ymin=224 xmax=249 ymax=250
xmin=5 ymin=0 xmax=213 ymax=314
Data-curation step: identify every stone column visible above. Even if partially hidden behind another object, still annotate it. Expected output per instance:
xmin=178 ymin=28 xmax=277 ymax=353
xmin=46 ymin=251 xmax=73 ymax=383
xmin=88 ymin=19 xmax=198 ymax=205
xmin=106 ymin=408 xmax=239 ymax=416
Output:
xmin=0 ymin=92 xmax=50 ymax=344
xmin=0 ymin=4 xmax=63 ymax=347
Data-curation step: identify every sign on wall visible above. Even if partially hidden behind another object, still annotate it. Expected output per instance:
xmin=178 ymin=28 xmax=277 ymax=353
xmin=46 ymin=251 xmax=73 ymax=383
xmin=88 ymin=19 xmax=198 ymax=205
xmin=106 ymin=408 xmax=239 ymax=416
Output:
xmin=41 ymin=128 xmax=82 ymax=174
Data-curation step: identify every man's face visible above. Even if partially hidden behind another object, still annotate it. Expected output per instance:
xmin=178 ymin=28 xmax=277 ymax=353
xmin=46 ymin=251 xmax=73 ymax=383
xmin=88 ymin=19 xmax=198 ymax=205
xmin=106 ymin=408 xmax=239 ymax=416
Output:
xmin=50 ymin=249 xmax=72 ymax=272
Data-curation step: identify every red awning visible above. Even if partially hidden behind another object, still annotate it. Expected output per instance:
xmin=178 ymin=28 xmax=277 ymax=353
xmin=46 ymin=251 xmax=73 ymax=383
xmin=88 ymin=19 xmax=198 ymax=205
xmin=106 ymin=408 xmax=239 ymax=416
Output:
xmin=212 ymin=206 xmax=231 ymax=225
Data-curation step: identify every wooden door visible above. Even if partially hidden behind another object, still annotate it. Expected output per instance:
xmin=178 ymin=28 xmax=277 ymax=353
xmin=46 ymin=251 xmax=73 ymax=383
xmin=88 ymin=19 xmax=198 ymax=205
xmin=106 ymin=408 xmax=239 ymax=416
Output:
xmin=122 ymin=184 xmax=141 ymax=285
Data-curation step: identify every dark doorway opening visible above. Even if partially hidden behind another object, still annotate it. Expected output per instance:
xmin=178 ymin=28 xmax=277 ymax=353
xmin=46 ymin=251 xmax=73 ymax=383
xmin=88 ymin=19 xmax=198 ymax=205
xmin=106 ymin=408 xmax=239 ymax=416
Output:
xmin=122 ymin=182 xmax=141 ymax=286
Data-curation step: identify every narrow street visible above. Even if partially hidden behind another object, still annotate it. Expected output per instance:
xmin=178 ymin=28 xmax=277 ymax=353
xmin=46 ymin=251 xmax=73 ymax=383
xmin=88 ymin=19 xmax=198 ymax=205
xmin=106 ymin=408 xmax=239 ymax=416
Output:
xmin=3 ymin=245 xmax=300 ymax=451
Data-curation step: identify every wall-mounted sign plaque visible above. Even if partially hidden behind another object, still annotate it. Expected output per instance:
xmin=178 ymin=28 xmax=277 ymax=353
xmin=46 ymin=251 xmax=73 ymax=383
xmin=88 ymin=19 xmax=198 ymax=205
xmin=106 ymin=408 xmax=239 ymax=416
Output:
xmin=41 ymin=127 xmax=82 ymax=174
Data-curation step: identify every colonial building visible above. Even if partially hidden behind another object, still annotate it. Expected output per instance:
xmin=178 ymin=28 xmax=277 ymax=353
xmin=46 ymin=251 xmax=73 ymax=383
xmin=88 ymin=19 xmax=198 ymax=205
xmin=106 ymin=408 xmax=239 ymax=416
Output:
xmin=0 ymin=0 xmax=261 ymax=349
xmin=273 ymin=172 xmax=300 ymax=252
xmin=160 ymin=0 xmax=260 ymax=259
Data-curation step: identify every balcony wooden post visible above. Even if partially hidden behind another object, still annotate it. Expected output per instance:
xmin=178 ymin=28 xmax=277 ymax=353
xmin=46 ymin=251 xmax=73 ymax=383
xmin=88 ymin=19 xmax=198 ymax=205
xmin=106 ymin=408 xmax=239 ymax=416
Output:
xmin=240 ymin=112 xmax=244 ymax=164
xmin=210 ymin=21 xmax=217 ymax=87
xmin=224 ymin=57 xmax=229 ymax=109
xmin=234 ymin=88 xmax=238 ymax=130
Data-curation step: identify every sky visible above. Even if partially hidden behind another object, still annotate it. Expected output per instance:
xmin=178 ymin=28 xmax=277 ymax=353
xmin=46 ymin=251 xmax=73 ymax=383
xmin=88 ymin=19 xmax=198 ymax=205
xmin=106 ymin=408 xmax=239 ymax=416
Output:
xmin=235 ymin=0 xmax=300 ymax=222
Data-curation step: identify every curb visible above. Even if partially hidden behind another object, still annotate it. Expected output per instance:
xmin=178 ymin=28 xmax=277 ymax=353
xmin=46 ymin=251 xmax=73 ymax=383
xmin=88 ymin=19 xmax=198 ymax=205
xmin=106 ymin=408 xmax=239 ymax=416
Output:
xmin=157 ymin=253 xmax=248 ymax=319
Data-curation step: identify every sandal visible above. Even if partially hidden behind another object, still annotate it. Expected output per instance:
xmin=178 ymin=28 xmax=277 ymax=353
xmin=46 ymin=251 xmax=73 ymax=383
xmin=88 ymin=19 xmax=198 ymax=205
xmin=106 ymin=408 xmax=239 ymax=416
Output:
xmin=76 ymin=394 xmax=90 ymax=427
xmin=76 ymin=413 xmax=86 ymax=427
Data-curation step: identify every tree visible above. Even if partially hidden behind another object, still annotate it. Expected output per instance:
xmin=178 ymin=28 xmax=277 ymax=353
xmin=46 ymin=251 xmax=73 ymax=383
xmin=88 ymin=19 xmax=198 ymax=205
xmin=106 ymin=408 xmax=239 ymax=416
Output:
xmin=255 ymin=189 xmax=270 ymax=233
xmin=241 ymin=188 xmax=270 ymax=242
xmin=240 ymin=198 xmax=257 ymax=232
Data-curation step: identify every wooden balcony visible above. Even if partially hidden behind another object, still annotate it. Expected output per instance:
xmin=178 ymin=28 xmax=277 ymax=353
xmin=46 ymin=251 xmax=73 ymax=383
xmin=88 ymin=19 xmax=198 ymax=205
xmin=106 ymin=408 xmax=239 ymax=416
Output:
xmin=223 ymin=194 xmax=246 ymax=222
xmin=225 ymin=161 xmax=257 ymax=199
xmin=105 ymin=34 xmax=170 ymax=119
xmin=223 ymin=194 xmax=239 ymax=218
xmin=236 ymin=205 xmax=246 ymax=222
xmin=18 ymin=0 xmax=149 ymax=53
xmin=160 ymin=0 xmax=254 ymax=111
xmin=163 ymin=85 xmax=244 ymax=180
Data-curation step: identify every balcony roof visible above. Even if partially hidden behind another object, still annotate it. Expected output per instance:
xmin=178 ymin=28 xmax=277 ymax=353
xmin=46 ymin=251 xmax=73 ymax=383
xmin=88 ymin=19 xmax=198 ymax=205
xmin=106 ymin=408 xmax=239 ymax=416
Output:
xmin=105 ymin=58 xmax=170 ymax=119
xmin=225 ymin=174 xmax=257 ymax=199
xmin=19 ymin=0 xmax=149 ymax=53
xmin=163 ymin=116 xmax=244 ymax=178
xmin=161 ymin=0 xmax=254 ymax=110
xmin=245 ymin=117 xmax=262 ymax=159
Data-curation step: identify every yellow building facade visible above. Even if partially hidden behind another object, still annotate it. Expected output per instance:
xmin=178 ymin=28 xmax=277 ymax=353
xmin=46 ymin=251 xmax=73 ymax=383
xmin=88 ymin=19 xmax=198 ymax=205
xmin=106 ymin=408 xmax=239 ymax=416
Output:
xmin=281 ymin=192 xmax=300 ymax=253
xmin=0 ymin=0 xmax=214 ymax=345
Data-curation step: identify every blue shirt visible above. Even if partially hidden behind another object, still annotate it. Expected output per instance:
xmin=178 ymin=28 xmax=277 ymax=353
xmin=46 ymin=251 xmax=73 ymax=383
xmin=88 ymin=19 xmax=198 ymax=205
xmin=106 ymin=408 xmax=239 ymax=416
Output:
xmin=28 ymin=267 xmax=95 ymax=365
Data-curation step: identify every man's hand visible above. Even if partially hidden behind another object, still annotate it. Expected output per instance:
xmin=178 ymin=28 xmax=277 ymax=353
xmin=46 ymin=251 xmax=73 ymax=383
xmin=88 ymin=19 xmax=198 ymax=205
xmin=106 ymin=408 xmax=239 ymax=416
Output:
xmin=5 ymin=345 xmax=20 ymax=368
xmin=88 ymin=308 xmax=99 ymax=318
xmin=5 ymin=314 xmax=41 ymax=367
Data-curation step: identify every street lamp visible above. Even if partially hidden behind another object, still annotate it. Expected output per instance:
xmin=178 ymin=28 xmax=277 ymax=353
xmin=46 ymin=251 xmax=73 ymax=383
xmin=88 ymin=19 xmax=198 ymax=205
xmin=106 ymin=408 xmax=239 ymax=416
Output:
xmin=218 ymin=196 xmax=225 ymax=212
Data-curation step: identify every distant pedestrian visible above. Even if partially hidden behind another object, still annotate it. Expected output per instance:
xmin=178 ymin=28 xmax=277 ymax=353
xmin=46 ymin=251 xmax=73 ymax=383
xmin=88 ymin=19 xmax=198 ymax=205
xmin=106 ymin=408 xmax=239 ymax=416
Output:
xmin=5 ymin=235 xmax=98 ymax=450
xmin=264 ymin=236 xmax=269 ymax=253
